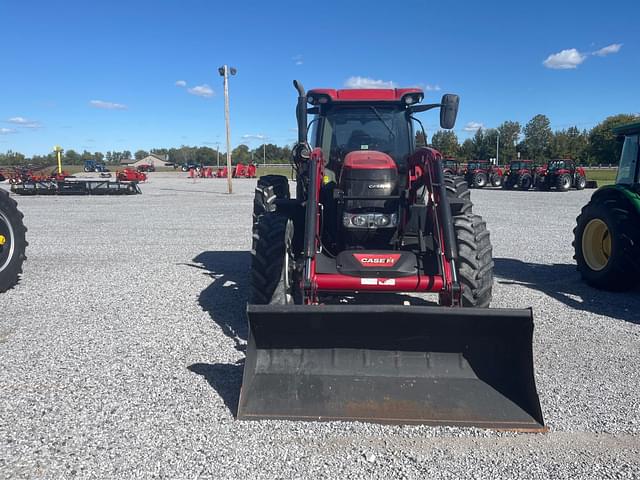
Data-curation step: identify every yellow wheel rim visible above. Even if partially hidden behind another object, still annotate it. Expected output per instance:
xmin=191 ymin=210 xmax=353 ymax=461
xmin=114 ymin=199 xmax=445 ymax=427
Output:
xmin=582 ymin=219 xmax=611 ymax=271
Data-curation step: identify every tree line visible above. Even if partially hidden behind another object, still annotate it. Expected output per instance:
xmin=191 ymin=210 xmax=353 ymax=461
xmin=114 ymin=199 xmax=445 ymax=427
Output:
xmin=428 ymin=113 xmax=638 ymax=165
xmin=0 ymin=113 xmax=637 ymax=167
xmin=0 ymin=144 xmax=295 ymax=167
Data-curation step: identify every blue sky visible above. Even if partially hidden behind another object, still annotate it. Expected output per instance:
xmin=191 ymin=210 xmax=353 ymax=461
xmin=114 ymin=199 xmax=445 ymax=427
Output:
xmin=1 ymin=0 xmax=638 ymax=156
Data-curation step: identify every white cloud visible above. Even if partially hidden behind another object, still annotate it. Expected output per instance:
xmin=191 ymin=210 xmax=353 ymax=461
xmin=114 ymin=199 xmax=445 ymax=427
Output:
xmin=292 ymin=54 xmax=303 ymax=66
xmin=423 ymin=84 xmax=441 ymax=91
xmin=543 ymin=48 xmax=587 ymax=69
xmin=89 ymin=100 xmax=128 ymax=110
xmin=175 ymin=80 xmax=187 ymax=87
xmin=592 ymin=43 xmax=622 ymax=57
xmin=0 ymin=128 xmax=16 ymax=135
xmin=242 ymin=134 xmax=268 ymax=141
xmin=6 ymin=116 xmax=42 ymax=128
xmin=464 ymin=122 xmax=483 ymax=132
xmin=7 ymin=116 xmax=29 ymax=124
xmin=187 ymin=84 xmax=214 ymax=98
xmin=344 ymin=76 xmax=396 ymax=89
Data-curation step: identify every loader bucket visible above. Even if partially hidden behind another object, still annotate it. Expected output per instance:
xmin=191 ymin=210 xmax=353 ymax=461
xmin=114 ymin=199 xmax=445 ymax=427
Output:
xmin=238 ymin=304 xmax=545 ymax=431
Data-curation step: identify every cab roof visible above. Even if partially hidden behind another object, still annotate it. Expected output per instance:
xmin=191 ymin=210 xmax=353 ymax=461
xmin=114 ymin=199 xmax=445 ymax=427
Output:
xmin=307 ymin=88 xmax=424 ymax=104
xmin=613 ymin=121 xmax=640 ymax=136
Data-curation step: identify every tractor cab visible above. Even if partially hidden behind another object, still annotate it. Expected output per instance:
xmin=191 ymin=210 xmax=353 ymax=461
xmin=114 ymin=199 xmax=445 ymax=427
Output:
xmin=308 ymin=89 xmax=422 ymax=179
xmin=614 ymin=122 xmax=640 ymax=189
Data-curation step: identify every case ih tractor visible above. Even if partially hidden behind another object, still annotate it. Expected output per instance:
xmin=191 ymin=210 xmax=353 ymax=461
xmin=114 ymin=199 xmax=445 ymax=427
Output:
xmin=0 ymin=189 xmax=27 ymax=292
xmin=239 ymin=81 xmax=544 ymax=430
xmin=502 ymin=160 xmax=539 ymax=190
xmin=463 ymin=160 xmax=504 ymax=188
xmin=536 ymin=159 xmax=586 ymax=191
xmin=442 ymin=158 xmax=461 ymax=176
xmin=573 ymin=122 xmax=640 ymax=290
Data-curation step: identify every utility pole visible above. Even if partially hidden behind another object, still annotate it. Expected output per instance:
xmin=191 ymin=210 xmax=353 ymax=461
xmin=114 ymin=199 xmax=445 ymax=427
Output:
xmin=263 ymin=143 xmax=266 ymax=165
xmin=496 ymin=131 xmax=500 ymax=166
xmin=216 ymin=142 xmax=220 ymax=168
xmin=218 ymin=65 xmax=236 ymax=194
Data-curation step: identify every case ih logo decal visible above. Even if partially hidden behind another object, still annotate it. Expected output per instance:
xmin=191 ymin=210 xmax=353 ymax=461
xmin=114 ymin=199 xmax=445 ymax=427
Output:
xmin=353 ymin=253 xmax=401 ymax=267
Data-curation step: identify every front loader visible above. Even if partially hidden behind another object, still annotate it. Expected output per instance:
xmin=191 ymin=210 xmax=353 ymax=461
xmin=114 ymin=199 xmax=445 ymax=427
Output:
xmin=240 ymin=81 xmax=545 ymax=430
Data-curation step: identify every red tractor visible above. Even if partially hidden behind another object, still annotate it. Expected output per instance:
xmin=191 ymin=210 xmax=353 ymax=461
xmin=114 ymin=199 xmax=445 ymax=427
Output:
xmin=464 ymin=160 xmax=504 ymax=188
xmin=502 ymin=160 xmax=541 ymax=190
xmin=239 ymin=80 xmax=544 ymax=430
xmin=116 ymin=167 xmax=147 ymax=182
xmin=535 ymin=159 xmax=586 ymax=191
xmin=442 ymin=158 xmax=461 ymax=176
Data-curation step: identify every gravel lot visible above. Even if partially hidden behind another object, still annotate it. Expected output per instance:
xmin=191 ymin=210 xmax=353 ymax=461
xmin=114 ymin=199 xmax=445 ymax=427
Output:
xmin=1 ymin=173 xmax=639 ymax=479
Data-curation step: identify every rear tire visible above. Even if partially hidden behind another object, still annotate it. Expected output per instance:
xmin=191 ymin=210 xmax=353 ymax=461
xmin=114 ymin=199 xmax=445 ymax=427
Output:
xmin=250 ymin=213 xmax=298 ymax=304
xmin=253 ymin=175 xmax=290 ymax=224
xmin=472 ymin=172 xmax=487 ymax=188
xmin=444 ymin=174 xmax=472 ymax=215
xmin=518 ymin=174 xmax=532 ymax=190
xmin=557 ymin=174 xmax=571 ymax=192
xmin=573 ymin=196 xmax=640 ymax=290
xmin=491 ymin=174 xmax=503 ymax=188
xmin=576 ymin=175 xmax=586 ymax=190
xmin=0 ymin=189 xmax=27 ymax=293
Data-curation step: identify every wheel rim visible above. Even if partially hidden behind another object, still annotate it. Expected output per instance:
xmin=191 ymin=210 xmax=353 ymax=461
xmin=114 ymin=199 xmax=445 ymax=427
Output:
xmin=0 ymin=208 xmax=15 ymax=273
xmin=582 ymin=219 xmax=611 ymax=271
xmin=562 ymin=177 xmax=570 ymax=188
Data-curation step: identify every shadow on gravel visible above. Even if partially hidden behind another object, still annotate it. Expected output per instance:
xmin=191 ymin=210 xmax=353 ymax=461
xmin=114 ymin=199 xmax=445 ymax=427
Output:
xmin=495 ymin=258 xmax=640 ymax=324
xmin=190 ymin=250 xmax=251 ymax=349
xmin=185 ymin=250 xmax=251 ymax=417
xmin=188 ymin=362 xmax=243 ymax=416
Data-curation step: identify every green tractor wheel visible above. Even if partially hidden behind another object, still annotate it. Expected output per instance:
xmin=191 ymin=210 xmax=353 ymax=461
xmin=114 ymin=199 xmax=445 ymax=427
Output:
xmin=573 ymin=196 xmax=640 ymax=290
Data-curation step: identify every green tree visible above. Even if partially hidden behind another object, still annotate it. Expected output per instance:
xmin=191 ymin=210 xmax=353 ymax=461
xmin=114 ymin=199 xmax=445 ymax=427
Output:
xmin=550 ymin=126 xmax=589 ymax=163
xmin=64 ymin=149 xmax=81 ymax=165
xmin=431 ymin=130 xmax=459 ymax=157
xmin=471 ymin=128 xmax=490 ymax=159
xmin=458 ymin=139 xmax=474 ymax=161
xmin=231 ymin=144 xmax=251 ymax=164
xmin=497 ymin=121 xmax=521 ymax=163
xmin=523 ymin=114 xmax=552 ymax=161
xmin=135 ymin=150 xmax=149 ymax=160
xmin=588 ymin=114 xmax=640 ymax=165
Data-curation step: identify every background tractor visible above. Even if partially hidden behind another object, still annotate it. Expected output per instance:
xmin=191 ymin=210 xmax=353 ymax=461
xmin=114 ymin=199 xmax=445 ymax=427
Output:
xmin=442 ymin=158 xmax=462 ymax=176
xmin=536 ymin=159 xmax=586 ymax=191
xmin=463 ymin=160 xmax=504 ymax=188
xmin=502 ymin=160 xmax=539 ymax=190
xmin=239 ymin=80 xmax=544 ymax=430
xmin=0 ymin=189 xmax=27 ymax=292
xmin=573 ymin=122 xmax=640 ymax=290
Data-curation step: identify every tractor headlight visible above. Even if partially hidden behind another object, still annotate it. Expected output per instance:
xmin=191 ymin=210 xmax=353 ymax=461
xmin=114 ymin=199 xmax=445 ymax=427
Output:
xmin=343 ymin=213 xmax=398 ymax=229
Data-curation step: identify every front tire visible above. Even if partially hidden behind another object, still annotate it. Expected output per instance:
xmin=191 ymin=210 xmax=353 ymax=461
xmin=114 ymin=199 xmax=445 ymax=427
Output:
xmin=446 ymin=214 xmax=494 ymax=307
xmin=573 ymin=196 xmax=640 ymax=290
xmin=253 ymin=175 xmax=290 ymax=224
xmin=557 ymin=174 xmax=571 ymax=192
xmin=576 ymin=176 xmax=586 ymax=190
xmin=0 ymin=189 xmax=27 ymax=292
xmin=250 ymin=213 xmax=299 ymax=304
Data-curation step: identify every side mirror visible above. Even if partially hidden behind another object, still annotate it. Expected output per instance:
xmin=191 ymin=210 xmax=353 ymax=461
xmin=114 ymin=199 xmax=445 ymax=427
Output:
xmin=439 ymin=94 xmax=459 ymax=130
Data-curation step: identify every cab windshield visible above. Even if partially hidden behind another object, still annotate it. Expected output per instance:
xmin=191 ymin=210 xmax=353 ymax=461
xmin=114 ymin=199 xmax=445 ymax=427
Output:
xmin=314 ymin=105 xmax=411 ymax=169
xmin=548 ymin=160 xmax=566 ymax=170
xmin=510 ymin=162 xmax=530 ymax=170
xmin=616 ymin=134 xmax=639 ymax=184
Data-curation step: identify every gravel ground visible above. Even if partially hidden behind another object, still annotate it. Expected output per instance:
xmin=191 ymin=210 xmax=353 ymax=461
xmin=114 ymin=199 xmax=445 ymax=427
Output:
xmin=1 ymin=173 xmax=639 ymax=479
